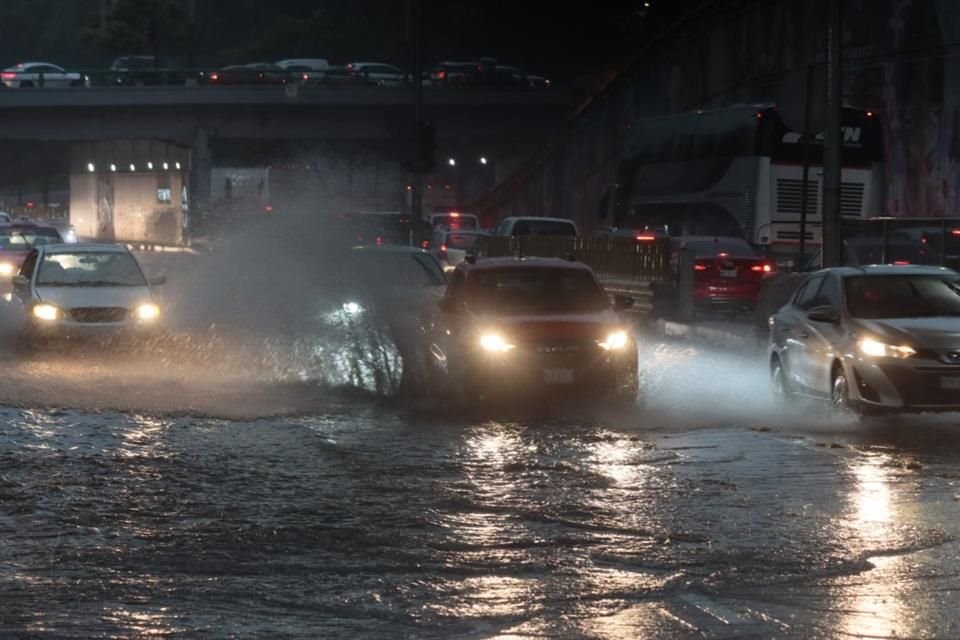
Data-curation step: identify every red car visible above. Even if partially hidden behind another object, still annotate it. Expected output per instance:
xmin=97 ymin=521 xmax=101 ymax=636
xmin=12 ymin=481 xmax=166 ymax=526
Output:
xmin=0 ymin=221 xmax=63 ymax=279
xmin=428 ymin=256 xmax=639 ymax=406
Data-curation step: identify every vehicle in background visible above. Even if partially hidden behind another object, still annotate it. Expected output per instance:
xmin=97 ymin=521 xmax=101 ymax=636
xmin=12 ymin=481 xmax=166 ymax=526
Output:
xmin=1 ymin=62 xmax=88 ymax=88
xmin=430 ymin=61 xmax=480 ymax=87
xmin=0 ymin=212 xmax=11 ymax=223
xmin=495 ymin=216 xmax=578 ymax=237
xmin=275 ymin=58 xmax=330 ymax=85
xmin=345 ymin=62 xmax=405 ymax=87
xmin=611 ymin=104 xmax=884 ymax=262
xmin=611 ymin=203 xmax=747 ymax=242
xmin=202 ymin=64 xmax=287 ymax=85
xmin=429 ymin=256 xmax=639 ymax=406
xmin=336 ymin=211 xmax=433 ymax=248
xmin=887 ymin=226 xmax=960 ymax=270
xmin=527 ymin=74 xmax=551 ymax=88
xmin=651 ymin=236 xmax=775 ymax=317
xmin=431 ymin=229 xmax=491 ymax=271
xmin=0 ymin=221 xmax=63 ymax=279
xmin=36 ymin=219 xmax=78 ymax=243
xmin=107 ymin=55 xmax=187 ymax=86
xmin=427 ymin=211 xmax=480 ymax=231
xmin=11 ymin=243 xmax=165 ymax=344
xmin=314 ymin=65 xmax=370 ymax=86
xmin=768 ymin=265 xmax=960 ymax=415
xmin=802 ymin=238 xmax=942 ymax=270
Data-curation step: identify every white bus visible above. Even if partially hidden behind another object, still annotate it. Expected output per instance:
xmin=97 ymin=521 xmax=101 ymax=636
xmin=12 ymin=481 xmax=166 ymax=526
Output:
xmin=612 ymin=104 xmax=884 ymax=260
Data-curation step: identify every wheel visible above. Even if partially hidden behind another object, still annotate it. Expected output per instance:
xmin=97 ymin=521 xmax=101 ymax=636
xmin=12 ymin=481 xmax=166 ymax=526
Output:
xmin=20 ymin=81 xmax=34 ymax=88
xmin=830 ymin=367 xmax=862 ymax=420
xmin=770 ymin=357 xmax=793 ymax=403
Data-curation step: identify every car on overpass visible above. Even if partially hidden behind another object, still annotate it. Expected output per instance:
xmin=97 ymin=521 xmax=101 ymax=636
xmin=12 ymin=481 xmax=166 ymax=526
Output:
xmin=0 ymin=220 xmax=63 ymax=279
xmin=1 ymin=62 xmax=88 ymax=88
xmin=345 ymin=62 xmax=406 ymax=87
xmin=428 ymin=256 xmax=639 ymax=406
xmin=107 ymin=55 xmax=188 ymax=86
xmin=769 ymin=265 xmax=960 ymax=416
xmin=11 ymin=243 xmax=165 ymax=346
xmin=203 ymin=63 xmax=287 ymax=85
xmin=275 ymin=58 xmax=330 ymax=85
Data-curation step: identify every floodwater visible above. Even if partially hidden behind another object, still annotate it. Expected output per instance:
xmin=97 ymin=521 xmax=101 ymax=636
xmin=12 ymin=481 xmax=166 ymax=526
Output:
xmin=0 ymin=251 xmax=959 ymax=638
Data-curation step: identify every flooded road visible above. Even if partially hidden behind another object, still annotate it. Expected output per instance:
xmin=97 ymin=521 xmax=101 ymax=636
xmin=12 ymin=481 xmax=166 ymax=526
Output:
xmin=1 ymin=251 xmax=960 ymax=638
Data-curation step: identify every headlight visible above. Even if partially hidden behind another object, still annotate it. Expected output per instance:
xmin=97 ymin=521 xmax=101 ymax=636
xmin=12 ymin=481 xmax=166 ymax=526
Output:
xmin=599 ymin=330 xmax=630 ymax=351
xmin=0 ymin=263 xmax=15 ymax=276
xmin=859 ymin=338 xmax=915 ymax=359
xmin=479 ymin=333 xmax=515 ymax=353
xmin=134 ymin=302 xmax=160 ymax=321
xmin=33 ymin=304 xmax=59 ymax=322
xmin=342 ymin=301 xmax=364 ymax=315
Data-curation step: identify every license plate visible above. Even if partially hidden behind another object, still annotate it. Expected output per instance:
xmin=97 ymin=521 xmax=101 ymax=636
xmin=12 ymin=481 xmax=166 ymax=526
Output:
xmin=544 ymin=368 xmax=575 ymax=384
xmin=719 ymin=268 xmax=738 ymax=278
xmin=940 ymin=376 xmax=960 ymax=390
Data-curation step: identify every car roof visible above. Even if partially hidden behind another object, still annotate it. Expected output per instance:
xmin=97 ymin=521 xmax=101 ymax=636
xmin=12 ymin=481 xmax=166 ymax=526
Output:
xmin=502 ymin=216 xmax=575 ymax=224
xmin=40 ymin=243 xmax=129 ymax=254
xmin=812 ymin=265 xmax=957 ymax=277
xmin=460 ymin=256 xmax=593 ymax=273
xmin=7 ymin=61 xmax=63 ymax=69
xmin=351 ymin=244 xmax=433 ymax=255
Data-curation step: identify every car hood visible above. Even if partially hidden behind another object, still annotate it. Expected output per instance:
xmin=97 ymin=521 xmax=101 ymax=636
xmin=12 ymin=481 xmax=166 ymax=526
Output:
xmin=36 ymin=286 xmax=153 ymax=309
xmin=476 ymin=309 xmax=623 ymax=341
xmin=855 ymin=316 xmax=960 ymax=349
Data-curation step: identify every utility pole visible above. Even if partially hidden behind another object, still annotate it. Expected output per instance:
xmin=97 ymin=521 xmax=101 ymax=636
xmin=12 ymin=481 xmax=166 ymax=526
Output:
xmin=798 ymin=64 xmax=814 ymax=265
xmin=822 ymin=0 xmax=843 ymax=267
xmin=409 ymin=0 xmax=424 ymax=221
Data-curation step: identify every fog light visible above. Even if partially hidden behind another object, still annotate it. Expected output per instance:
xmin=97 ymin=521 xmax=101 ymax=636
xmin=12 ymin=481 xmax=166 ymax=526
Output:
xmin=134 ymin=303 xmax=160 ymax=321
xmin=33 ymin=304 xmax=59 ymax=322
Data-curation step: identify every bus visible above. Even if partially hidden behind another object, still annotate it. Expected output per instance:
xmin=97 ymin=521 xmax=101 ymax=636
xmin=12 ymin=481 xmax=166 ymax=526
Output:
xmin=611 ymin=104 xmax=884 ymax=261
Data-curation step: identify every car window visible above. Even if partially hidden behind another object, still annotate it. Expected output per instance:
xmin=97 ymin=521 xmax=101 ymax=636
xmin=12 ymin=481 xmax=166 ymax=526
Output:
xmin=0 ymin=227 xmax=62 ymax=248
xmin=795 ymin=275 xmax=824 ymax=310
xmin=36 ymin=252 xmax=146 ymax=287
xmin=845 ymin=275 xmax=960 ymax=318
xmin=810 ymin=273 xmax=841 ymax=309
xmin=19 ymin=250 xmax=39 ymax=278
xmin=466 ymin=268 xmax=608 ymax=314
xmin=683 ymin=238 xmax=757 ymax=258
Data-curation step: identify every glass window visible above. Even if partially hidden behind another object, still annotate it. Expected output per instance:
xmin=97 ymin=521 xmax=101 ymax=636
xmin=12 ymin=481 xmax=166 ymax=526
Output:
xmin=511 ymin=220 xmax=577 ymax=236
xmin=466 ymin=268 xmax=608 ymax=314
xmin=0 ymin=227 xmax=62 ymax=249
xmin=845 ymin=275 xmax=960 ymax=319
xmin=19 ymin=250 xmax=39 ymax=278
xmin=36 ymin=252 xmax=146 ymax=287
xmin=811 ymin=274 xmax=841 ymax=308
xmin=795 ymin=276 xmax=824 ymax=310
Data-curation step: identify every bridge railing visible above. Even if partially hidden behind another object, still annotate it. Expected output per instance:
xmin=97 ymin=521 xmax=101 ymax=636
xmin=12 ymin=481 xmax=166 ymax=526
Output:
xmin=481 ymin=236 xmax=671 ymax=283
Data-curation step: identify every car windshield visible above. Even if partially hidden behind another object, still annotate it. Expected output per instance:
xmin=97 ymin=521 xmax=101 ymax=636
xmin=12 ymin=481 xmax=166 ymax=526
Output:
xmin=0 ymin=228 xmax=61 ymax=249
xmin=36 ymin=252 xmax=146 ymax=287
xmin=433 ymin=215 xmax=478 ymax=230
xmin=467 ymin=268 xmax=609 ymax=314
xmin=845 ymin=275 xmax=960 ymax=318
xmin=348 ymin=251 xmax=445 ymax=288
xmin=684 ymin=238 xmax=758 ymax=258
xmin=511 ymin=220 xmax=576 ymax=236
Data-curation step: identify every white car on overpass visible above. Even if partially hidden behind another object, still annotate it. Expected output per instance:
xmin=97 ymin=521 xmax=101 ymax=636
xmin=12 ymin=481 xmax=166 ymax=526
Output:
xmin=11 ymin=243 xmax=166 ymax=345
xmin=345 ymin=62 xmax=406 ymax=87
xmin=1 ymin=62 xmax=89 ymax=88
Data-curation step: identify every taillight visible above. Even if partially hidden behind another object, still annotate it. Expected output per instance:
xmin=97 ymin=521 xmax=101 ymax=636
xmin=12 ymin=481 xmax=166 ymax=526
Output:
xmin=264 ymin=204 xmax=273 ymax=213
xmin=210 ymin=72 xmax=219 ymax=81
xmin=440 ymin=244 xmax=447 ymax=253
xmin=893 ymin=260 xmax=911 ymax=265
xmin=1 ymin=72 xmax=16 ymax=80
xmin=635 ymin=234 xmax=656 ymax=242
xmin=694 ymin=263 xmax=708 ymax=272
xmin=375 ymin=236 xmax=384 ymax=246
xmin=952 ymin=229 xmax=960 ymax=236
xmin=420 ymin=239 xmax=430 ymax=249
xmin=751 ymin=264 xmax=774 ymax=273
xmin=437 ymin=71 xmax=446 ymax=79
xmin=302 ymin=73 xmax=309 ymax=81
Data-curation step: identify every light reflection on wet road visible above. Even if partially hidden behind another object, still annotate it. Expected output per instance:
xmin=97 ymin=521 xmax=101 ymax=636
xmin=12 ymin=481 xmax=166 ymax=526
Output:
xmin=0 ymin=337 xmax=959 ymax=638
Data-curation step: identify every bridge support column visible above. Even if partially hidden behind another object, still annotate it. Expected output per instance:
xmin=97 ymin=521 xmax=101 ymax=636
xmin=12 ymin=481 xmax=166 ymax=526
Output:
xmin=189 ymin=127 xmax=212 ymax=236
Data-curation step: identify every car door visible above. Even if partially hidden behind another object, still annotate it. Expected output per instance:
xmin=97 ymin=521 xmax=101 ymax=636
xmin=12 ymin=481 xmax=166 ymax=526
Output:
xmin=774 ymin=274 xmax=823 ymax=392
xmin=12 ymin=249 xmax=39 ymax=311
xmin=800 ymin=273 xmax=845 ymax=396
xmin=430 ymin=269 xmax=468 ymax=375
xmin=36 ymin=64 xmax=67 ymax=87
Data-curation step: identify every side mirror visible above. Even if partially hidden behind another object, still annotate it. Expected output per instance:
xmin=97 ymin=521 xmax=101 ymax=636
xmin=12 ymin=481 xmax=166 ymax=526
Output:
xmin=439 ymin=298 xmax=464 ymax=314
xmin=613 ymin=294 xmax=635 ymax=312
xmin=11 ymin=275 xmax=28 ymax=287
xmin=807 ymin=305 xmax=840 ymax=324
xmin=149 ymin=275 xmax=167 ymax=286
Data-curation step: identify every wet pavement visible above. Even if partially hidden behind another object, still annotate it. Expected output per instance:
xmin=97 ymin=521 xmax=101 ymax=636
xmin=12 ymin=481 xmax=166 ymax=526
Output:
xmin=0 ymin=252 xmax=959 ymax=638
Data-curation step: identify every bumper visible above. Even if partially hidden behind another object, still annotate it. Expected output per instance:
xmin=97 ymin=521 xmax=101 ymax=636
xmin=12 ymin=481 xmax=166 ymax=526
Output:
xmin=27 ymin=319 xmax=161 ymax=340
xmin=847 ymin=356 xmax=960 ymax=413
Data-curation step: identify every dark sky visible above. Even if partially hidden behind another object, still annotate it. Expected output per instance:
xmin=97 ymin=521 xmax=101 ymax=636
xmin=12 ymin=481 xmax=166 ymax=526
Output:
xmin=0 ymin=1 xmax=709 ymax=82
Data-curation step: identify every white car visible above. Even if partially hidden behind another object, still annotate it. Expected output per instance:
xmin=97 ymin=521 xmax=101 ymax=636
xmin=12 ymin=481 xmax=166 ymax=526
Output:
xmin=345 ymin=62 xmax=406 ymax=87
xmin=1 ymin=62 xmax=89 ymax=88
xmin=11 ymin=244 xmax=165 ymax=343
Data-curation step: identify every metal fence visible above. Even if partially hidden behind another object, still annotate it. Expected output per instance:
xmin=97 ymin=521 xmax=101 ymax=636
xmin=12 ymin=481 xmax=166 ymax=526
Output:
xmin=481 ymin=236 xmax=671 ymax=282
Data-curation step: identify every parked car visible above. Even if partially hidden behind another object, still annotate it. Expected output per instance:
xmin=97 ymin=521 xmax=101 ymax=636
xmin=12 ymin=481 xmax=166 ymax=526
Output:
xmin=1 ymin=62 xmax=88 ymax=88
xmin=11 ymin=243 xmax=165 ymax=345
xmin=431 ymin=229 xmax=491 ymax=271
xmin=494 ymin=216 xmax=578 ymax=237
xmin=108 ymin=55 xmax=187 ymax=85
xmin=345 ymin=62 xmax=406 ymax=87
xmin=428 ymin=256 xmax=639 ymax=406
xmin=275 ymin=58 xmax=330 ymax=86
xmin=768 ymin=265 xmax=960 ymax=415
xmin=0 ymin=221 xmax=63 ymax=279
xmin=429 ymin=61 xmax=481 ymax=87
xmin=203 ymin=64 xmax=287 ymax=85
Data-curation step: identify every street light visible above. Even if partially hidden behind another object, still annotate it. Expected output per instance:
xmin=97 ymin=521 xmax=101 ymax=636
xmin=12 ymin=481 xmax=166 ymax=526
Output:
xmin=87 ymin=162 xmax=95 ymax=173
xmin=480 ymin=157 xmax=488 ymax=165
xmin=448 ymin=157 xmax=456 ymax=166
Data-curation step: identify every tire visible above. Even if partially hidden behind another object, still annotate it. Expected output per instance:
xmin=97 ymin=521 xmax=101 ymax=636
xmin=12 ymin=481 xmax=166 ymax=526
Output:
xmin=830 ymin=367 xmax=862 ymax=420
xmin=770 ymin=357 xmax=793 ymax=404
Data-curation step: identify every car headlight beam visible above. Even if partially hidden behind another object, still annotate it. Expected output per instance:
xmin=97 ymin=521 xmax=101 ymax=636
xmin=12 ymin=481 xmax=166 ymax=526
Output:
xmin=479 ymin=332 xmax=515 ymax=353
xmin=134 ymin=302 xmax=160 ymax=321
xmin=33 ymin=303 xmax=59 ymax=322
xmin=0 ymin=263 xmax=15 ymax=277
xmin=859 ymin=338 xmax=915 ymax=359
xmin=599 ymin=330 xmax=630 ymax=351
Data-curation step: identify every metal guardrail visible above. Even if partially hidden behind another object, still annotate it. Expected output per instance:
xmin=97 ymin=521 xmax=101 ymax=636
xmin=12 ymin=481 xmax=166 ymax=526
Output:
xmin=481 ymin=236 xmax=671 ymax=282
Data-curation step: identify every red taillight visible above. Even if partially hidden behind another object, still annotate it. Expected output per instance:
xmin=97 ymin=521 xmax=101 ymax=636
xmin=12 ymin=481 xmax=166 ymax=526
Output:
xmin=264 ymin=204 xmax=273 ymax=213
xmin=1 ymin=72 xmax=16 ymax=80
xmin=210 ymin=73 xmax=219 ymax=81
xmin=921 ymin=234 xmax=929 ymax=244
xmin=375 ymin=236 xmax=384 ymax=246
xmin=751 ymin=264 xmax=774 ymax=273
xmin=635 ymin=234 xmax=656 ymax=242
xmin=420 ymin=240 xmax=430 ymax=249
xmin=867 ymin=111 xmax=874 ymax=118
xmin=893 ymin=260 xmax=911 ymax=265
xmin=449 ymin=212 xmax=460 ymax=217
xmin=440 ymin=244 xmax=448 ymax=253
xmin=717 ymin=252 xmax=729 ymax=257
xmin=437 ymin=71 xmax=446 ymax=79
xmin=694 ymin=263 xmax=708 ymax=271
xmin=302 ymin=73 xmax=309 ymax=81
xmin=952 ymin=229 xmax=960 ymax=236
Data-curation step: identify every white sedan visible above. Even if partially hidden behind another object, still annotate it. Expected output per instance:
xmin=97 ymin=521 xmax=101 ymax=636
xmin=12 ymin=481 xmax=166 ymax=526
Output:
xmin=1 ymin=62 xmax=89 ymax=88
xmin=11 ymin=243 xmax=165 ymax=344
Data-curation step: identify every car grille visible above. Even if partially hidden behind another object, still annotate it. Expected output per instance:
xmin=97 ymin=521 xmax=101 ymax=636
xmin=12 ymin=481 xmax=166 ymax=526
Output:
xmin=880 ymin=365 xmax=960 ymax=406
xmin=70 ymin=307 xmax=128 ymax=323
